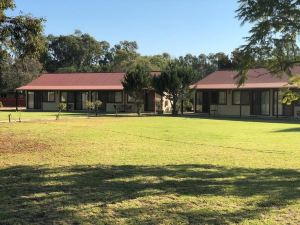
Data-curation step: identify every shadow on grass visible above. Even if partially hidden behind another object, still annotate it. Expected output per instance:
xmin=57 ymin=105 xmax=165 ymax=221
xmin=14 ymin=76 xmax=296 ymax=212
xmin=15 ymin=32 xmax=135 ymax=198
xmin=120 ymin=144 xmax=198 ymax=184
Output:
xmin=0 ymin=164 xmax=300 ymax=224
xmin=273 ymin=127 xmax=300 ymax=132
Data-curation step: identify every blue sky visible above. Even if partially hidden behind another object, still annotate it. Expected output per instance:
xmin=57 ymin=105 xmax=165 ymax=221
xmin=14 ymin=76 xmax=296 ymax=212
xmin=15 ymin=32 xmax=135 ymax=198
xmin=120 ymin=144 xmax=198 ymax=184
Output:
xmin=9 ymin=0 xmax=250 ymax=57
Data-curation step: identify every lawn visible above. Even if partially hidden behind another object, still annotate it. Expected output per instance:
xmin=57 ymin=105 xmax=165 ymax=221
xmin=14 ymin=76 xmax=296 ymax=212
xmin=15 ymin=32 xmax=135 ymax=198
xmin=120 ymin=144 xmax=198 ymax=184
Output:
xmin=0 ymin=110 xmax=87 ymax=122
xmin=1 ymin=116 xmax=300 ymax=224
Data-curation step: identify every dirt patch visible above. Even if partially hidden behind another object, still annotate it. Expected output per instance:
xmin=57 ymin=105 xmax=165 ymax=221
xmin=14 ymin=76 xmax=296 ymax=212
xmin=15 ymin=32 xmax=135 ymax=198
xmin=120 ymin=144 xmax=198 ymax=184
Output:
xmin=0 ymin=135 xmax=51 ymax=154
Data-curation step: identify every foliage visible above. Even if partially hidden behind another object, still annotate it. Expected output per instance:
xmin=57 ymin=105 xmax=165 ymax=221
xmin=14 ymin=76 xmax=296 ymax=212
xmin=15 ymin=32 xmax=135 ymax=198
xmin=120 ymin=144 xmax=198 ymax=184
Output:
xmin=160 ymin=60 xmax=197 ymax=115
xmin=152 ymin=74 xmax=166 ymax=112
xmin=0 ymin=0 xmax=46 ymax=60
xmin=94 ymin=100 xmax=102 ymax=116
xmin=235 ymin=0 xmax=300 ymax=93
xmin=56 ymin=103 xmax=66 ymax=120
xmin=0 ymin=0 xmax=45 ymax=92
xmin=0 ymin=57 xmax=43 ymax=91
xmin=122 ymin=63 xmax=152 ymax=116
xmin=85 ymin=101 xmax=94 ymax=110
xmin=282 ymin=89 xmax=299 ymax=105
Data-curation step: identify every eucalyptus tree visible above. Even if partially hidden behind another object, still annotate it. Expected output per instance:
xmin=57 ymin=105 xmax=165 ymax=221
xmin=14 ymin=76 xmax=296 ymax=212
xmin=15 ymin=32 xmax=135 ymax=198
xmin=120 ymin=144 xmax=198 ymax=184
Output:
xmin=0 ymin=0 xmax=45 ymax=92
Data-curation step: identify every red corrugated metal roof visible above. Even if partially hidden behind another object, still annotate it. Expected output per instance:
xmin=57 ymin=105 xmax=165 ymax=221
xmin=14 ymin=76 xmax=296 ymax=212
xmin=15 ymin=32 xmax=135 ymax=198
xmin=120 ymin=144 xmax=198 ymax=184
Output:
xmin=193 ymin=68 xmax=300 ymax=90
xmin=17 ymin=72 xmax=160 ymax=91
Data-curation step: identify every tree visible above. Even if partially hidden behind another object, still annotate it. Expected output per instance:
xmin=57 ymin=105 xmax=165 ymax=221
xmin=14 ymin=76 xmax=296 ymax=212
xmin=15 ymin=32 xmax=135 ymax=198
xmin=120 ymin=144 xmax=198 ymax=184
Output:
xmin=152 ymin=74 xmax=166 ymax=113
xmin=0 ymin=0 xmax=45 ymax=92
xmin=85 ymin=101 xmax=95 ymax=117
xmin=1 ymin=57 xmax=42 ymax=92
xmin=94 ymin=100 xmax=102 ymax=116
xmin=160 ymin=60 xmax=197 ymax=115
xmin=122 ymin=64 xmax=152 ymax=116
xmin=110 ymin=41 xmax=139 ymax=71
xmin=43 ymin=31 xmax=103 ymax=72
xmin=56 ymin=103 xmax=66 ymax=120
xmin=236 ymin=0 xmax=300 ymax=86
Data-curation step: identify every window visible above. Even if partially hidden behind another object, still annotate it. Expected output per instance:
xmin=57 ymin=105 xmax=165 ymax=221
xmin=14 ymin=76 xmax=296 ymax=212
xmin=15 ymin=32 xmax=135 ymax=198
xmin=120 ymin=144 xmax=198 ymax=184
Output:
xmin=28 ymin=91 xmax=34 ymax=109
xmin=108 ymin=91 xmax=123 ymax=103
xmin=196 ymin=92 xmax=202 ymax=105
xmin=127 ymin=94 xmax=135 ymax=103
xmin=218 ymin=91 xmax=227 ymax=105
xmin=115 ymin=91 xmax=122 ymax=103
xmin=47 ymin=91 xmax=55 ymax=102
xmin=241 ymin=91 xmax=250 ymax=105
xmin=82 ymin=92 xmax=89 ymax=109
xmin=261 ymin=90 xmax=270 ymax=115
xmin=211 ymin=91 xmax=219 ymax=105
xmin=232 ymin=91 xmax=249 ymax=105
xmin=60 ymin=92 xmax=67 ymax=102
xmin=91 ymin=91 xmax=98 ymax=102
xmin=232 ymin=91 xmax=240 ymax=105
xmin=210 ymin=91 xmax=226 ymax=105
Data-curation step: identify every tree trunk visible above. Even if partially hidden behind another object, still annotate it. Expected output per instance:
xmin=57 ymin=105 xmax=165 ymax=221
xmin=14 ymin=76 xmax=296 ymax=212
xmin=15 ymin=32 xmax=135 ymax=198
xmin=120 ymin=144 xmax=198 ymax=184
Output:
xmin=172 ymin=98 xmax=178 ymax=115
xmin=181 ymin=99 xmax=184 ymax=115
xmin=137 ymin=104 xmax=141 ymax=116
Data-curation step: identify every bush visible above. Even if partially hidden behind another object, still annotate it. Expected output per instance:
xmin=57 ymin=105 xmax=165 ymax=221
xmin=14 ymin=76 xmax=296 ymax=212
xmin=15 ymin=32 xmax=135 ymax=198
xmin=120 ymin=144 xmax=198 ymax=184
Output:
xmin=56 ymin=103 xmax=67 ymax=120
xmin=94 ymin=100 xmax=102 ymax=116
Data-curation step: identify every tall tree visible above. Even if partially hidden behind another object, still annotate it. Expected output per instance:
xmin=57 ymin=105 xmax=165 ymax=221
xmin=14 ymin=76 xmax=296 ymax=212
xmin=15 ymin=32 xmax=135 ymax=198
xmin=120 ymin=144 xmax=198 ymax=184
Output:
xmin=236 ymin=0 xmax=300 ymax=85
xmin=160 ymin=60 xmax=197 ymax=115
xmin=0 ymin=0 xmax=45 ymax=92
xmin=110 ymin=41 xmax=139 ymax=71
xmin=152 ymin=73 xmax=166 ymax=113
xmin=43 ymin=31 xmax=103 ymax=72
xmin=122 ymin=63 xmax=152 ymax=116
xmin=1 ymin=57 xmax=42 ymax=92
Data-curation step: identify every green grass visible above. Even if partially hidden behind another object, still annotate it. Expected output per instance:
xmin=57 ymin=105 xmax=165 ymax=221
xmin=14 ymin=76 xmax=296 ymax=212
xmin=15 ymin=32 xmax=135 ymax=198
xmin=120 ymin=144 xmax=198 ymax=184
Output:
xmin=1 ymin=116 xmax=300 ymax=224
xmin=0 ymin=110 xmax=89 ymax=122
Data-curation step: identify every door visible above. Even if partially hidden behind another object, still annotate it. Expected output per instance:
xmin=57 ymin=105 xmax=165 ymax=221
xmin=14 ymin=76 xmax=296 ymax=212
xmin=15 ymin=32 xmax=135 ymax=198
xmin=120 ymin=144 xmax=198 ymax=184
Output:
xmin=34 ymin=91 xmax=42 ymax=110
xmin=75 ymin=92 xmax=82 ymax=110
xmin=27 ymin=91 xmax=34 ymax=109
xmin=144 ymin=91 xmax=155 ymax=112
xmin=251 ymin=91 xmax=261 ymax=115
xmin=202 ymin=92 xmax=210 ymax=113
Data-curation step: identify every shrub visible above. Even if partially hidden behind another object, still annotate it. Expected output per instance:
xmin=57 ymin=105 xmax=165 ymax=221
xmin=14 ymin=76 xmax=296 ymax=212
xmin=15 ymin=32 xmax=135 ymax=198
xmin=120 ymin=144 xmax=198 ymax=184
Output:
xmin=94 ymin=100 xmax=102 ymax=116
xmin=56 ymin=103 xmax=67 ymax=120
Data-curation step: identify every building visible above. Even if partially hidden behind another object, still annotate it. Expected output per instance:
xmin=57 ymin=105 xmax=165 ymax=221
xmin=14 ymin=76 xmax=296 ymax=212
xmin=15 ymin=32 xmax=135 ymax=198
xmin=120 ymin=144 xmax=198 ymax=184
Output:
xmin=17 ymin=72 xmax=171 ymax=113
xmin=193 ymin=68 xmax=300 ymax=118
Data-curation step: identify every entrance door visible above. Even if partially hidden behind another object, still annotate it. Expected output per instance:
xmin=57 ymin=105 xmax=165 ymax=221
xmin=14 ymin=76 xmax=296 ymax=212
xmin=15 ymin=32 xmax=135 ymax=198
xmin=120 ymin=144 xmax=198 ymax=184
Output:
xmin=144 ymin=91 xmax=155 ymax=112
xmin=251 ymin=91 xmax=261 ymax=115
xmin=202 ymin=92 xmax=210 ymax=113
xmin=75 ymin=92 xmax=82 ymax=110
xmin=27 ymin=91 xmax=34 ymax=109
xmin=34 ymin=91 xmax=42 ymax=109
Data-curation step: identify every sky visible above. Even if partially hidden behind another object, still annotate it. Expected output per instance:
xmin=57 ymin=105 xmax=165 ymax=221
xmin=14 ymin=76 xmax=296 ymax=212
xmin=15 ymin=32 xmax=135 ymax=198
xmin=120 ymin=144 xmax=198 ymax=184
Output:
xmin=8 ymin=0 xmax=250 ymax=57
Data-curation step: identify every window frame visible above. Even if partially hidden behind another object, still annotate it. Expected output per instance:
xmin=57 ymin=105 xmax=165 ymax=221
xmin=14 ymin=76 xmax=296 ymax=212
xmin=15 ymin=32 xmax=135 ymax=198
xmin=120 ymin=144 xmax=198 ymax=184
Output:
xmin=232 ymin=90 xmax=250 ymax=105
xmin=218 ymin=90 xmax=227 ymax=105
xmin=196 ymin=91 xmax=203 ymax=105
xmin=107 ymin=91 xmax=123 ymax=103
xmin=60 ymin=91 xmax=68 ymax=103
xmin=47 ymin=91 xmax=56 ymax=102
xmin=127 ymin=94 xmax=135 ymax=103
xmin=115 ymin=91 xmax=123 ymax=103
